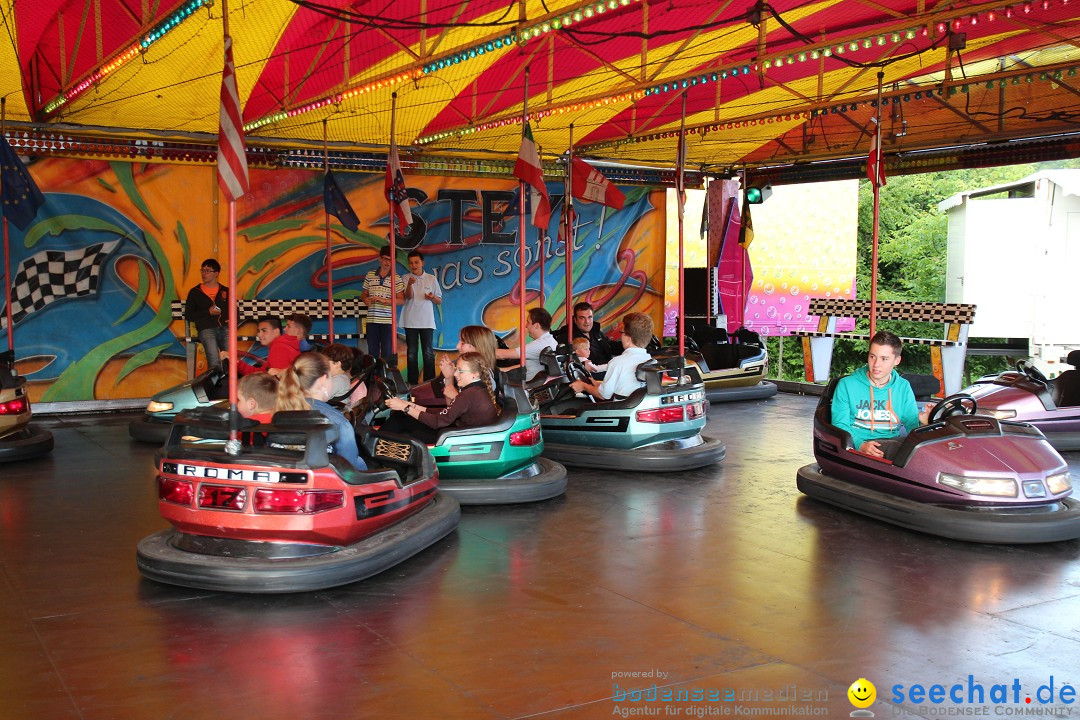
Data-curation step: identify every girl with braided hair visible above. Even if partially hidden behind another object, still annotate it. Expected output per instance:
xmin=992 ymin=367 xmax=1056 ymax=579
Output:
xmin=384 ymin=352 xmax=500 ymax=444
xmin=276 ymin=352 xmax=366 ymax=470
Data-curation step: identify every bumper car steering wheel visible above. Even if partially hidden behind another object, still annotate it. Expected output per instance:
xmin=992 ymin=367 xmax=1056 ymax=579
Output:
xmin=564 ymin=357 xmax=592 ymax=385
xmin=1016 ymin=359 xmax=1049 ymax=385
xmin=927 ymin=393 xmax=978 ymax=424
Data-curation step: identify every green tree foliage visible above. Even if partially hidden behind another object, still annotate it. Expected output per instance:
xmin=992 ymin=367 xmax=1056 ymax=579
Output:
xmin=769 ymin=160 xmax=1080 ymax=382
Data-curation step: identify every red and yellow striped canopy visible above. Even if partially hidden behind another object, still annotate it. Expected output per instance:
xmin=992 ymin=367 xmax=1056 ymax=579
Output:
xmin=2 ymin=0 xmax=1079 ymax=174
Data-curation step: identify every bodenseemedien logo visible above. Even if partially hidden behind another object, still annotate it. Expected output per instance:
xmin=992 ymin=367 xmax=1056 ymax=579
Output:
xmin=849 ymin=678 xmax=877 ymax=717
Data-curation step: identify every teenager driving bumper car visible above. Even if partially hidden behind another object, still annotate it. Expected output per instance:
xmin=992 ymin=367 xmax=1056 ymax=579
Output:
xmin=129 ymin=316 xmax=300 ymax=444
xmin=797 ymin=333 xmax=1080 ymax=544
xmin=366 ymin=347 xmax=567 ymax=506
xmin=531 ymin=312 xmax=725 ymax=472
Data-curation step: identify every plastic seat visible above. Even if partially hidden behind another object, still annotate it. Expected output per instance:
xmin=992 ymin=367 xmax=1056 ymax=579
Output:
xmin=1052 ymin=370 xmax=1080 ymax=408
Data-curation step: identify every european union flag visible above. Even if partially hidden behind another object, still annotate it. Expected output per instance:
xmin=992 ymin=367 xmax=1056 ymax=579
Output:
xmin=0 ymin=136 xmax=44 ymax=231
xmin=323 ymin=169 xmax=360 ymax=232
xmin=499 ymin=186 xmax=529 ymax=221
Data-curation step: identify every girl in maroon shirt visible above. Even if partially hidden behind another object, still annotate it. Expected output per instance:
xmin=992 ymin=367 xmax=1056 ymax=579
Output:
xmin=384 ymin=352 xmax=499 ymax=444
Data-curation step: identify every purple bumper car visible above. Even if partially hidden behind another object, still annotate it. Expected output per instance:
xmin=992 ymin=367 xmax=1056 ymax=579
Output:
xmin=962 ymin=353 xmax=1080 ymax=452
xmin=797 ymin=380 xmax=1080 ymax=544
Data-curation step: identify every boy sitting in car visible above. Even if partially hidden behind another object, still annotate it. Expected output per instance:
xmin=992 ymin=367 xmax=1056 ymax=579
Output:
xmin=570 ymin=312 xmax=652 ymax=401
xmin=831 ymin=330 xmax=932 ymax=460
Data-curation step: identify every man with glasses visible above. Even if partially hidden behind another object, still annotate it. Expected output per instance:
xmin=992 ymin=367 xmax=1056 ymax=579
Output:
xmin=553 ymin=301 xmax=618 ymax=367
xmin=185 ymin=259 xmax=229 ymax=371
xmin=570 ymin=312 xmax=652 ymax=401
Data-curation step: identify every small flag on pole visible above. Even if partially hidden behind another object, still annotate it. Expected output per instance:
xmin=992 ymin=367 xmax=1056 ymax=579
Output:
xmin=324 ymin=169 xmax=360 ymax=232
xmin=0 ymin=136 xmax=44 ymax=230
xmin=675 ymin=130 xmax=687 ymax=221
xmin=739 ymin=202 xmax=754 ymax=249
xmin=867 ymin=123 xmax=886 ymax=188
xmin=217 ymin=35 xmax=249 ymax=202
xmin=570 ymin=157 xmax=625 ymax=210
xmin=385 ymin=133 xmax=413 ymax=229
xmin=513 ymin=123 xmax=551 ymax=229
xmin=700 ymin=189 xmax=709 ymax=240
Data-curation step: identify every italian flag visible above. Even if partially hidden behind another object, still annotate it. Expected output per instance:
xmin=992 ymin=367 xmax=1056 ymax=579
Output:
xmin=513 ymin=123 xmax=551 ymax=230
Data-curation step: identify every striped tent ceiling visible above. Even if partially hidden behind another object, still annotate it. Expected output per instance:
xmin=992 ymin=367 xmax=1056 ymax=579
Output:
xmin=1 ymin=0 xmax=1079 ymax=177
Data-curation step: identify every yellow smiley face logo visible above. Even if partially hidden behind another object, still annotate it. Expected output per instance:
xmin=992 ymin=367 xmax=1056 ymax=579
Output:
xmin=848 ymin=678 xmax=876 ymax=709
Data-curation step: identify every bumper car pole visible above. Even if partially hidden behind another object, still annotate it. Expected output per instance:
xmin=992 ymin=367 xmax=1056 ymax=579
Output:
xmin=869 ymin=70 xmax=885 ymax=337
xmin=226 ymin=177 xmax=241 ymax=452
xmin=565 ymin=124 xmax=575 ymax=347
xmin=3 ymin=97 xmax=14 ymax=354
xmin=219 ymin=3 xmax=245 ymax=454
xmin=324 ymin=119 xmax=335 ymax=343
xmin=677 ymin=92 xmax=687 ymax=357
xmin=519 ymin=73 xmax=529 ymax=368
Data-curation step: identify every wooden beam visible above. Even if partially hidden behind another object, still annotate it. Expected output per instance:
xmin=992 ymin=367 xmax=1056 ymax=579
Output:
xmin=426 ymin=0 xmax=471 ymax=57
xmin=649 ymin=0 xmax=735 ymax=82
xmin=284 ymin=21 xmax=343 ymax=107
xmin=561 ymin=34 xmax=640 ymax=87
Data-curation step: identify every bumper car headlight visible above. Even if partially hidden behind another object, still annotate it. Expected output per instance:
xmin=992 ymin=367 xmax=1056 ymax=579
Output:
xmin=1046 ymin=472 xmax=1072 ymax=495
xmin=938 ymin=473 xmax=1018 ymax=498
xmin=146 ymin=400 xmax=174 ymax=414
xmin=984 ymin=408 xmax=1017 ymax=420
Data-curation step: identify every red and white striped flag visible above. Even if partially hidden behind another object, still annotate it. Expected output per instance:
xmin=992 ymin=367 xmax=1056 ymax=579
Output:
xmin=513 ymin=123 xmax=551 ymax=229
xmin=217 ymin=35 xmax=249 ymax=202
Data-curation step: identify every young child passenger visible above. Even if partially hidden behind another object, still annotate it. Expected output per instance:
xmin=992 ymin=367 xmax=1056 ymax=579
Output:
xmin=237 ymin=373 xmax=278 ymax=424
xmin=321 ymin=343 xmax=357 ymax=401
xmin=573 ymin=337 xmax=606 ymax=374
xmin=570 ymin=312 xmax=652 ymax=401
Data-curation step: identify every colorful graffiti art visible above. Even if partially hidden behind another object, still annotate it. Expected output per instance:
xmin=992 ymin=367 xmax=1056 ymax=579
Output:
xmin=6 ymin=159 xmax=665 ymax=402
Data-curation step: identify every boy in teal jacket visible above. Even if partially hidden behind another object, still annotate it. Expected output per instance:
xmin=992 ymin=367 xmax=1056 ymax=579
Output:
xmin=831 ymin=331 xmax=931 ymax=459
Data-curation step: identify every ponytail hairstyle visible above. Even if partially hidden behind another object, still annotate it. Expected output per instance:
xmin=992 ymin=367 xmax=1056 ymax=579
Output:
xmin=459 ymin=325 xmax=498 ymax=370
xmin=275 ymin=352 xmax=330 ymax=412
xmin=457 ymin=351 xmax=496 ymax=407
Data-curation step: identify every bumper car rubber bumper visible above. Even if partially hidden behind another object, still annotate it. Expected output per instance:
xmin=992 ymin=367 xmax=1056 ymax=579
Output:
xmin=129 ymin=417 xmax=172 ymax=444
xmin=0 ymin=425 xmax=54 ymax=462
xmin=543 ymin=434 xmax=725 ymax=472
xmin=797 ymin=463 xmax=1080 ymax=544
xmin=438 ymin=457 xmax=567 ymax=505
xmin=136 ymin=492 xmax=461 ymax=593
xmin=705 ymin=381 xmax=777 ymax=404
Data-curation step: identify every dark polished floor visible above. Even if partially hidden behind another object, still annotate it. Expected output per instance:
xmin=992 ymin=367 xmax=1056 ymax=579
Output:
xmin=3 ymin=394 xmax=1080 ymax=720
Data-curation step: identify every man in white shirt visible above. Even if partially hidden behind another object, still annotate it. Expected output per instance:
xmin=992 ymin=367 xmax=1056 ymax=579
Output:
xmin=495 ymin=307 xmax=556 ymax=380
xmin=571 ymin=312 xmax=653 ymax=400
xmin=401 ymin=250 xmax=443 ymax=384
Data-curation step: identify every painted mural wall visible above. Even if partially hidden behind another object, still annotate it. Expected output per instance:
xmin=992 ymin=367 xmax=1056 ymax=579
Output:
xmin=5 ymin=158 xmax=666 ymax=402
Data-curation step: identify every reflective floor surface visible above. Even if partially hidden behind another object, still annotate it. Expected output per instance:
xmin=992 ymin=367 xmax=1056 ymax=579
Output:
xmin=2 ymin=394 xmax=1079 ymax=720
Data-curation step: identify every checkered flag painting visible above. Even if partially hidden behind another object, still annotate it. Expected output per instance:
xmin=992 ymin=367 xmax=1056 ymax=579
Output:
xmin=1 ymin=240 xmax=119 ymax=330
